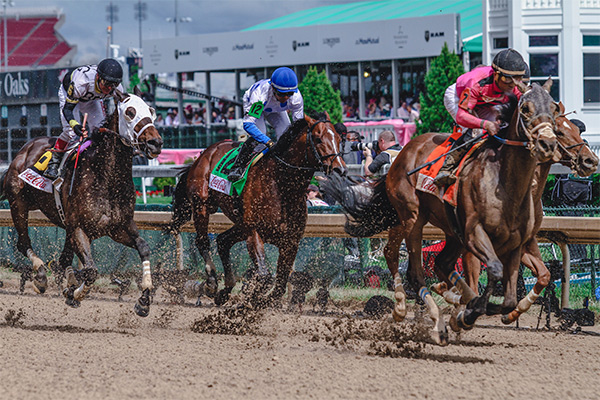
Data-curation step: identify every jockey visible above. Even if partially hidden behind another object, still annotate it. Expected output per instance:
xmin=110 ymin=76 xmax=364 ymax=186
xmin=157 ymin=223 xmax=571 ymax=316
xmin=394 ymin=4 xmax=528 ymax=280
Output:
xmin=44 ymin=58 xmax=124 ymax=180
xmin=433 ymin=48 xmax=528 ymax=187
xmin=227 ymin=67 xmax=304 ymax=182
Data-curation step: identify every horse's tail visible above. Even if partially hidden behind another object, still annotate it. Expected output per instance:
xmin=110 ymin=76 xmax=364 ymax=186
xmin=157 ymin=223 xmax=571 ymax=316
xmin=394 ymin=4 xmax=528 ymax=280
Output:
xmin=0 ymin=168 xmax=7 ymax=201
xmin=321 ymin=174 xmax=399 ymax=237
xmin=166 ymin=165 xmax=193 ymax=234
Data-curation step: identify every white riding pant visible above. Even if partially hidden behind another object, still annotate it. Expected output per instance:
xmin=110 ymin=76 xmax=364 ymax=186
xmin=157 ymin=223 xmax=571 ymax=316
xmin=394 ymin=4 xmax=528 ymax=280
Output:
xmin=58 ymin=86 xmax=106 ymax=143
xmin=254 ymin=111 xmax=291 ymax=140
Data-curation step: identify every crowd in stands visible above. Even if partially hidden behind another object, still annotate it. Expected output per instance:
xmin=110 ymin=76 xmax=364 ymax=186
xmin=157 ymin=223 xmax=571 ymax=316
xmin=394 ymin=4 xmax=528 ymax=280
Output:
xmin=342 ymin=92 xmax=421 ymax=122
xmin=155 ymin=100 xmax=237 ymax=126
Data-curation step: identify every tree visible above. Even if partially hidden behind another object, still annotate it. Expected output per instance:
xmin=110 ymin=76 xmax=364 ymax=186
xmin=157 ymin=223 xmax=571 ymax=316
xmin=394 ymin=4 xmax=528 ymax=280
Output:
xmin=417 ymin=42 xmax=465 ymax=136
xmin=298 ymin=66 xmax=343 ymax=124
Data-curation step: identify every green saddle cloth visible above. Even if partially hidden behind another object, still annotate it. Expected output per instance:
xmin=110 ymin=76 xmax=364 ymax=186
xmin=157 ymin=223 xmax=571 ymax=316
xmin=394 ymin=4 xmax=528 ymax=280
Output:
xmin=209 ymin=147 xmax=257 ymax=196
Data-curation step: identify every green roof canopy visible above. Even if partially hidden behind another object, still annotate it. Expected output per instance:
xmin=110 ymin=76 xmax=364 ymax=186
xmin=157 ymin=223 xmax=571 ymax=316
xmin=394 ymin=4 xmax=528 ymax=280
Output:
xmin=244 ymin=0 xmax=482 ymax=53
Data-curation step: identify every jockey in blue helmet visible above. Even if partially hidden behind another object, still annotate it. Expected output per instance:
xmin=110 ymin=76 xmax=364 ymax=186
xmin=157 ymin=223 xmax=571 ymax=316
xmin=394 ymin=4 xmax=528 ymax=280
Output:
xmin=227 ymin=67 xmax=304 ymax=182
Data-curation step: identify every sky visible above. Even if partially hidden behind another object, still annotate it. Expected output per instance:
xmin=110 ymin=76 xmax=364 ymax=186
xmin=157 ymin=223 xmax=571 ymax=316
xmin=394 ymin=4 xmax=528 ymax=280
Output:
xmin=15 ymin=0 xmax=366 ymax=65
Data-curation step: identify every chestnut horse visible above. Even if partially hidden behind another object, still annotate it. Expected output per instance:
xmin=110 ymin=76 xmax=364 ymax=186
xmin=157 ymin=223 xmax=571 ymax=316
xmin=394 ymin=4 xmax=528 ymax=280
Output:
xmin=0 ymin=88 xmax=163 ymax=316
xmin=169 ymin=113 xmax=346 ymax=305
xmin=325 ymin=81 xmax=559 ymax=344
xmin=441 ymin=103 xmax=599 ymax=326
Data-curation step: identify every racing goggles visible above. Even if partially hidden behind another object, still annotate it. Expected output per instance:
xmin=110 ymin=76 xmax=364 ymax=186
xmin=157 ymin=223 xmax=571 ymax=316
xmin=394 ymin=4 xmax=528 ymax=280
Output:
xmin=99 ymin=78 xmax=119 ymax=90
xmin=273 ymin=88 xmax=294 ymax=98
xmin=498 ymin=72 xmax=524 ymax=84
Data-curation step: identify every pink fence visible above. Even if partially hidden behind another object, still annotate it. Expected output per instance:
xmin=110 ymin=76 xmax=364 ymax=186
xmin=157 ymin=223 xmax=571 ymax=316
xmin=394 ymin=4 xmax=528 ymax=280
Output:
xmin=344 ymin=120 xmax=416 ymax=146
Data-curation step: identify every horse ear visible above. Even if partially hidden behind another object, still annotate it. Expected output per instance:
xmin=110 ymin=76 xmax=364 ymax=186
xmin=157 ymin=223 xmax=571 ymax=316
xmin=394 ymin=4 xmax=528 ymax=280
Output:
xmin=558 ymin=101 xmax=565 ymax=115
xmin=113 ymin=89 xmax=126 ymax=102
xmin=542 ymin=77 xmax=553 ymax=93
xmin=324 ymin=111 xmax=331 ymax=121
xmin=516 ymin=81 xmax=529 ymax=94
xmin=304 ymin=114 xmax=316 ymax=125
xmin=134 ymin=85 xmax=143 ymax=98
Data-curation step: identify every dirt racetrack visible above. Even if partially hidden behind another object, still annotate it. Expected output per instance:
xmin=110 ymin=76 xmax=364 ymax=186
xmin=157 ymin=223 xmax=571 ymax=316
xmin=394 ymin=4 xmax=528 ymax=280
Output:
xmin=1 ymin=275 xmax=599 ymax=400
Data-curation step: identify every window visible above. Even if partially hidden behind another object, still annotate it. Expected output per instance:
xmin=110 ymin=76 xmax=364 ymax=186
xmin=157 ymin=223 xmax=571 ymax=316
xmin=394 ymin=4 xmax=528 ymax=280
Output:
xmin=529 ymin=35 xmax=558 ymax=47
xmin=583 ymin=35 xmax=600 ymax=104
xmin=493 ymin=37 xmax=508 ymax=49
xmin=528 ymin=33 xmax=560 ymax=100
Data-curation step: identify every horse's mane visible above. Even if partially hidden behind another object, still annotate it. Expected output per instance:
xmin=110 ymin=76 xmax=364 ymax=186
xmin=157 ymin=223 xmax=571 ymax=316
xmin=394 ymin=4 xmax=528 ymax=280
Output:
xmin=270 ymin=118 xmax=309 ymax=156
xmin=495 ymin=93 xmax=519 ymax=138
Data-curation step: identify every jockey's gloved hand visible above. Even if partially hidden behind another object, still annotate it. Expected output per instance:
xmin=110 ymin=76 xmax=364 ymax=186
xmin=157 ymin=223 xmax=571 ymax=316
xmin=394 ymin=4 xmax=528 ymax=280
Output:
xmin=266 ymin=140 xmax=275 ymax=148
xmin=72 ymin=123 xmax=84 ymax=137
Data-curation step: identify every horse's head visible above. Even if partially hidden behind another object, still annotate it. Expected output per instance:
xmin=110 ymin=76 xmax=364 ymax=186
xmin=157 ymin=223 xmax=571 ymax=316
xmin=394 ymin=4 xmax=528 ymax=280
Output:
xmin=552 ymin=102 xmax=599 ymax=176
xmin=515 ymin=79 xmax=559 ymax=162
xmin=304 ymin=112 xmax=347 ymax=176
xmin=113 ymin=87 xmax=163 ymax=158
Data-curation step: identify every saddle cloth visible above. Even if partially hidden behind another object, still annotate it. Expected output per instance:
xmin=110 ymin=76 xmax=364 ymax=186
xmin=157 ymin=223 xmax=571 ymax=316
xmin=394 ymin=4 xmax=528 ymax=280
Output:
xmin=209 ymin=146 xmax=265 ymax=196
xmin=18 ymin=140 xmax=92 ymax=193
xmin=415 ymin=127 xmax=486 ymax=207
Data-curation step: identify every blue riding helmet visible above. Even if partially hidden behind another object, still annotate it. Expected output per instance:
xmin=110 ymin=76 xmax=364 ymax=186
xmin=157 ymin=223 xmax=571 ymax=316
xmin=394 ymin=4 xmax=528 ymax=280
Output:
xmin=270 ymin=67 xmax=298 ymax=93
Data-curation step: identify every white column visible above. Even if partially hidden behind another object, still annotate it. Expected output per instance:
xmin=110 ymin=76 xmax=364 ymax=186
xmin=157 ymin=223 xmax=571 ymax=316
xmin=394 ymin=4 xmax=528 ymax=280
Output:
xmin=358 ymin=62 xmax=365 ymax=119
xmin=392 ymin=59 xmax=399 ymax=118
xmin=562 ymin=1 xmax=582 ymax=110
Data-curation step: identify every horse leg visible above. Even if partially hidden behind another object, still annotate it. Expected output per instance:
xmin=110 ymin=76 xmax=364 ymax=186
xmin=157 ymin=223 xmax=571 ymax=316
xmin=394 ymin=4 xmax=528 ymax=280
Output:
xmin=384 ymin=225 xmax=408 ymax=322
xmin=405 ymin=221 xmax=448 ymax=346
xmin=215 ymin=225 xmax=245 ymax=305
xmin=244 ymin=230 xmax=273 ymax=303
xmin=110 ymin=224 xmax=153 ymax=317
xmin=269 ymin=237 xmax=301 ymax=306
xmin=63 ymin=228 xmax=98 ymax=307
xmin=55 ymin=243 xmax=76 ymax=293
xmin=502 ymin=240 xmax=549 ymax=324
xmin=10 ymin=204 xmax=47 ymax=294
xmin=192 ymin=207 xmax=219 ymax=299
xmin=459 ymin=224 xmax=504 ymax=328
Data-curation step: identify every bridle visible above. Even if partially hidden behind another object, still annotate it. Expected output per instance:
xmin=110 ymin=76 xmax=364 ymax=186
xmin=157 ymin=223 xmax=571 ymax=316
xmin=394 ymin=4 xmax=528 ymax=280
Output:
xmin=273 ymin=119 xmax=343 ymax=173
xmin=555 ymin=115 xmax=588 ymax=170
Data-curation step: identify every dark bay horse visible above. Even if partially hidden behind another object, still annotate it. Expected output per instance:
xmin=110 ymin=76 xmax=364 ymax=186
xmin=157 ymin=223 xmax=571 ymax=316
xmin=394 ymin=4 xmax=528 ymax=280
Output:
xmin=444 ymin=103 xmax=599 ymax=326
xmin=169 ymin=113 xmax=346 ymax=306
xmin=325 ymin=81 xmax=559 ymax=344
xmin=0 ymin=88 xmax=163 ymax=316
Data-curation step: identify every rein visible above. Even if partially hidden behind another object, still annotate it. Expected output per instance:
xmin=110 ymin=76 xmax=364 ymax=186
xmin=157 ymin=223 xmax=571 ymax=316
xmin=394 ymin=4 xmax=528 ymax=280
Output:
xmin=272 ymin=119 xmax=341 ymax=172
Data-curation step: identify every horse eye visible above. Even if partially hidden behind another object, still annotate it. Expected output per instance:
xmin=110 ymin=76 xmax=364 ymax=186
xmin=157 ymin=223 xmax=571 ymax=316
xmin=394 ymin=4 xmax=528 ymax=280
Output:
xmin=313 ymin=137 xmax=322 ymax=145
xmin=125 ymin=106 xmax=136 ymax=119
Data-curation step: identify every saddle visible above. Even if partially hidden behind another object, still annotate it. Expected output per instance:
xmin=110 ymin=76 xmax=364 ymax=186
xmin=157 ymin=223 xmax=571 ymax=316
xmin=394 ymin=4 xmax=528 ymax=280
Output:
xmin=209 ymin=143 xmax=268 ymax=196
xmin=19 ymin=140 xmax=90 ymax=193
xmin=415 ymin=127 xmax=487 ymax=207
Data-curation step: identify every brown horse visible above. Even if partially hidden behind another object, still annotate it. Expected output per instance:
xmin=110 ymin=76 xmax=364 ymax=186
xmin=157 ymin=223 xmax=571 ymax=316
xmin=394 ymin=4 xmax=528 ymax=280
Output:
xmin=168 ymin=113 xmax=346 ymax=306
xmin=0 ymin=88 xmax=163 ymax=316
xmin=325 ymin=81 xmax=559 ymax=344
xmin=440 ymin=103 xmax=599 ymax=326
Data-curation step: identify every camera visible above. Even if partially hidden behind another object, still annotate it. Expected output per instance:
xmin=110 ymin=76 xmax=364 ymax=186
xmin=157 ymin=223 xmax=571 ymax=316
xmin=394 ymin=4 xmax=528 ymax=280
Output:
xmin=351 ymin=140 xmax=378 ymax=152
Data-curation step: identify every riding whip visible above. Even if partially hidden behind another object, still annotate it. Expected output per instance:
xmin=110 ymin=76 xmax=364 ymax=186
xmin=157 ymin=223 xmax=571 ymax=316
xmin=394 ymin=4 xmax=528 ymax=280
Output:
xmin=407 ymin=132 xmax=487 ymax=176
xmin=69 ymin=113 xmax=88 ymax=195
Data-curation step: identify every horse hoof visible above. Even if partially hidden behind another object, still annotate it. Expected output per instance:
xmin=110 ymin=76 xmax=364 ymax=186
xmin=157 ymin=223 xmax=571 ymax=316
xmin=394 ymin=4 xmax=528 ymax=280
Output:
xmin=134 ymin=302 xmax=150 ymax=317
xmin=63 ymin=289 xmax=80 ymax=308
xmin=392 ymin=306 xmax=406 ymax=322
xmin=501 ymin=314 xmax=513 ymax=325
xmin=434 ymin=329 xmax=449 ymax=346
xmin=457 ymin=310 xmax=474 ymax=331
xmin=33 ymin=269 xmax=48 ymax=294
xmin=214 ymin=288 xmax=231 ymax=306
xmin=205 ymin=278 xmax=217 ymax=298
xmin=194 ymin=297 xmax=202 ymax=307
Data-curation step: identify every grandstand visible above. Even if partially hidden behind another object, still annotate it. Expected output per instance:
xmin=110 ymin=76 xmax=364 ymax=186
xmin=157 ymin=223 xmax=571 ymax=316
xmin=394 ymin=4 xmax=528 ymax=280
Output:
xmin=0 ymin=7 xmax=75 ymax=70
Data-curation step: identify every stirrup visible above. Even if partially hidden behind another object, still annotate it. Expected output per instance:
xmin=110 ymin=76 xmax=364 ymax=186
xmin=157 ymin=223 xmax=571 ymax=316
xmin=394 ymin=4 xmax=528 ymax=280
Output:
xmin=433 ymin=172 xmax=457 ymax=188
xmin=228 ymin=169 xmax=244 ymax=182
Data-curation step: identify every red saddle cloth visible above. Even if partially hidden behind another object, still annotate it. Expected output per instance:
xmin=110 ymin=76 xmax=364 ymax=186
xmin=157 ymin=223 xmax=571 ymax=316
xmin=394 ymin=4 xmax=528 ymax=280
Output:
xmin=416 ymin=127 xmax=487 ymax=207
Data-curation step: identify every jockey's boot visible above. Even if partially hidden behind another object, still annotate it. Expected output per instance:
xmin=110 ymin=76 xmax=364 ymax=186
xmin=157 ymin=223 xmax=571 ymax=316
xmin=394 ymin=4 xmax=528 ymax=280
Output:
xmin=227 ymin=139 xmax=259 ymax=182
xmin=433 ymin=145 xmax=469 ymax=188
xmin=43 ymin=151 xmax=64 ymax=180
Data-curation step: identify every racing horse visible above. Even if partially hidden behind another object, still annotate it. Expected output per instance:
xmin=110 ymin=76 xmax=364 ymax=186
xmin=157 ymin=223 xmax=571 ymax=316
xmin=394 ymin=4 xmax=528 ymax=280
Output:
xmin=447 ymin=103 xmax=598 ymax=325
xmin=0 ymin=87 xmax=163 ymax=316
xmin=325 ymin=80 xmax=559 ymax=344
xmin=168 ymin=113 xmax=346 ymax=306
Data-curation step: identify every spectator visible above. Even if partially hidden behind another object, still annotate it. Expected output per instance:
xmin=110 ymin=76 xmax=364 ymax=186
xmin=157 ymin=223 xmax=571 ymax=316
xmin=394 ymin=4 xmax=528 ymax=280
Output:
xmin=155 ymin=113 xmax=165 ymax=126
xmin=306 ymin=184 xmax=329 ymax=207
xmin=165 ymin=108 xmax=178 ymax=126
xmin=397 ymin=101 xmax=411 ymax=121
xmin=342 ymin=130 xmax=365 ymax=165
xmin=191 ymin=111 xmax=203 ymax=125
xmin=366 ymin=98 xmax=380 ymax=118
xmin=363 ymin=130 xmax=402 ymax=176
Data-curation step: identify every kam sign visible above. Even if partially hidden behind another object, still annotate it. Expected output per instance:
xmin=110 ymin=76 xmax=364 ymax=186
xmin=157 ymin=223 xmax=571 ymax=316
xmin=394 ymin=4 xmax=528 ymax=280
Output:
xmin=144 ymin=13 xmax=459 ymax=74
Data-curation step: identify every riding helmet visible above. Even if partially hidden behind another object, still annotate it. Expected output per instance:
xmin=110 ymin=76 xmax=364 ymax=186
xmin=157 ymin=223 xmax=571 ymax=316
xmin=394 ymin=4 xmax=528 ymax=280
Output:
xmin=97 ymin=58 xmax=123 ymax=84
xmin=492 ymin=49 xmax=528 ymax=76
xmin=570 ymin=119 xmax=586 ymax=134
xmin=270 ymin=67 xmax=298 ymax=93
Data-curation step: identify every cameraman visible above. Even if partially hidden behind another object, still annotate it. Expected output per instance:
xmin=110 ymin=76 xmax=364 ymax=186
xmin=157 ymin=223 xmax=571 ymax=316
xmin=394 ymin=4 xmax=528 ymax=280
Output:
xmin=343 ymin=131 xmax=365 ymax=165
xmin=363 ymin=130 xmax=402 ymax=176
